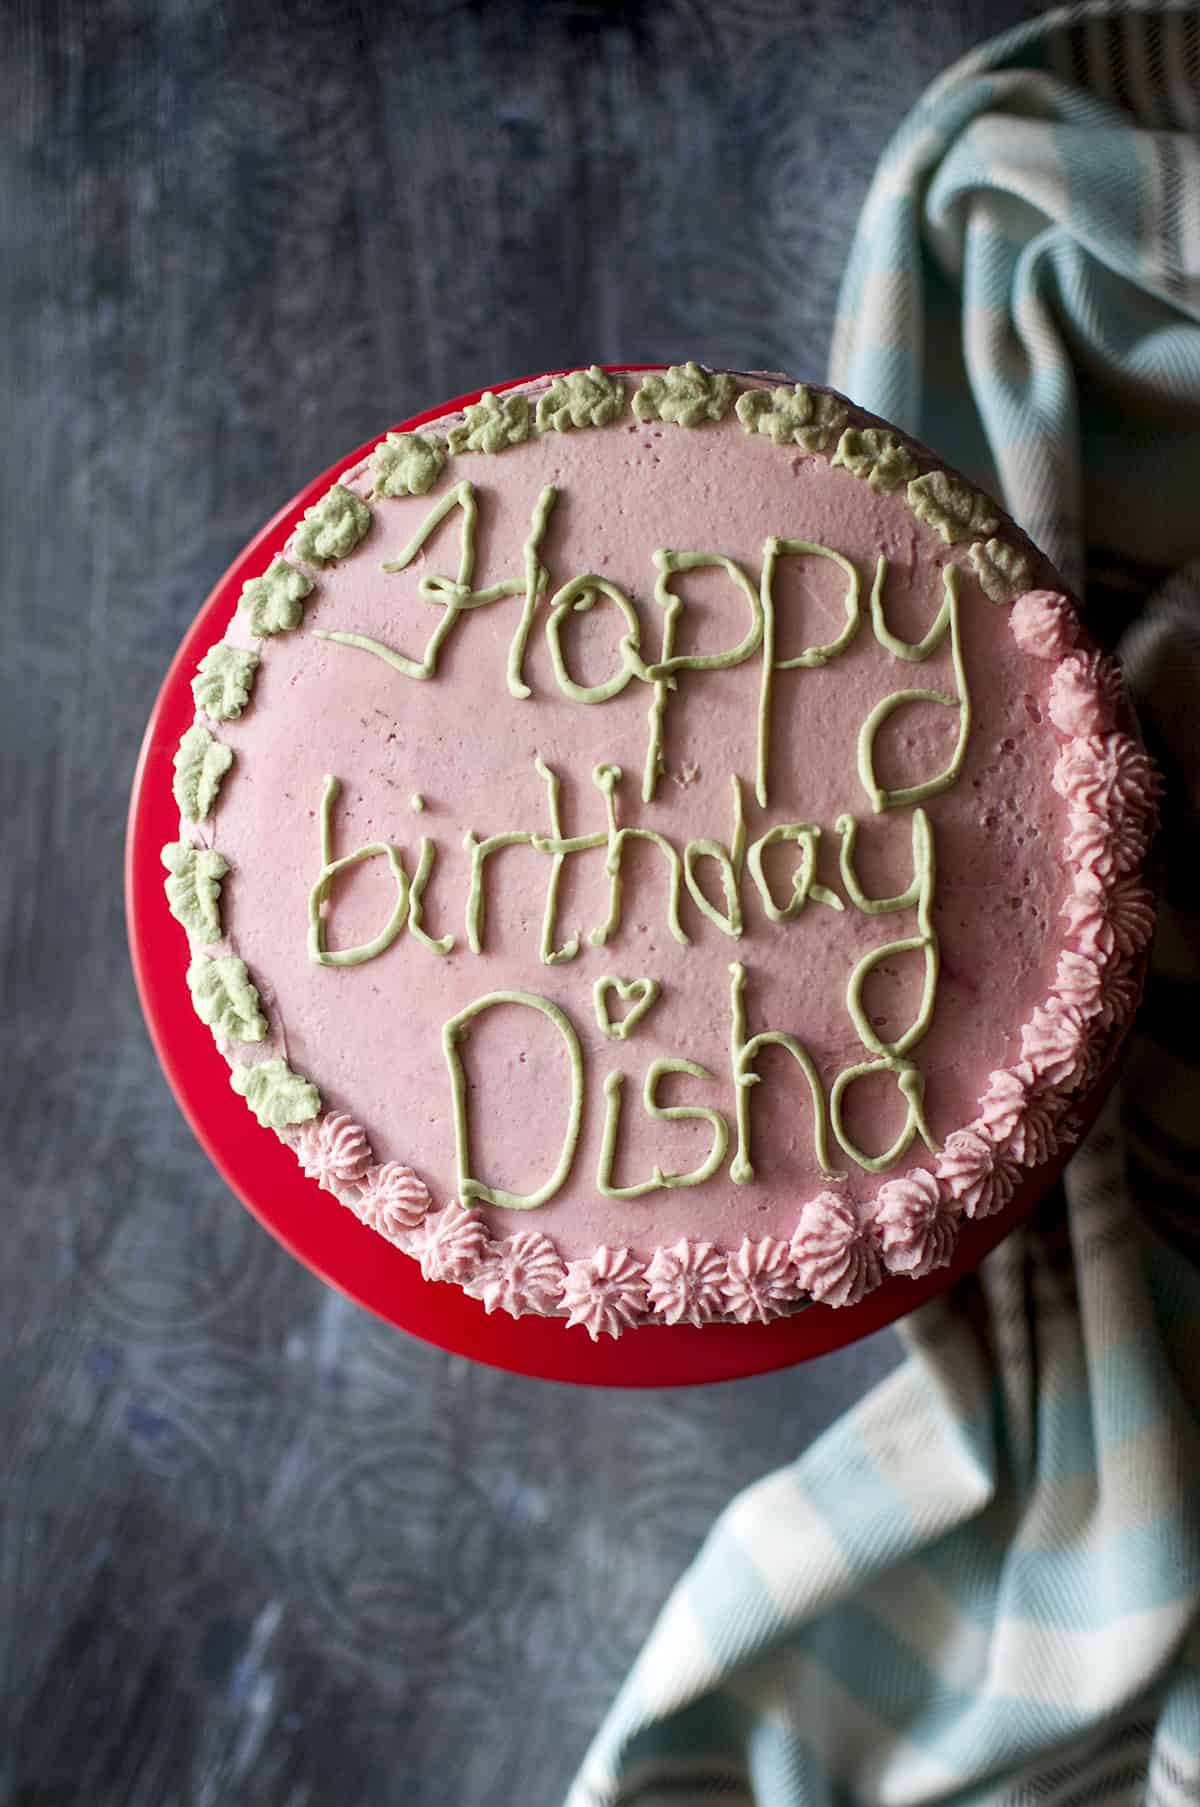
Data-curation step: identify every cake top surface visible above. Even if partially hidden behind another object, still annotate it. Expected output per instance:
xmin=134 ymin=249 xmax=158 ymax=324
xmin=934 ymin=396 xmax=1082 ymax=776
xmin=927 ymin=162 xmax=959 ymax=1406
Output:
xmin=164 ymin=366 xmax=1156 ymax=1333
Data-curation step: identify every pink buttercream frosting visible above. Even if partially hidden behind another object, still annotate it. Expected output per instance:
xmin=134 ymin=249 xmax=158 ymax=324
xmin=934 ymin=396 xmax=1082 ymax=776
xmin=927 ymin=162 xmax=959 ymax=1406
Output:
xmin=1019 ymin=999 xmax=1091 ymax=1088
xmin=873 ymin=1170 xmax=956 ymax=1277
xmin=561 ymin=1246 xmax=648 ymax=1340
xmin=167 ymin=369 xmax=1157 ymax=1333
xmin=644 ymin=1239 xmax=729 ymax=1326
xmin=935 ymin=1127 xmax=1017 ymax=1220
xmin=356 ymin=1160 xmax=431 ymax=1237
xmin=790 ymin=1193 xmax=880 ymax=1307
xmin=295 ymin=1111 xmax=373 ymax=1189
xmin=721 ymin=1236 xmax=797 ymax=1323
xmin=1063 ymin=806 xmax=1148 ymax=880
xmin=473 ymin=1229 xmax=565 ymax=1318
xmin=1052 ymin=733 xmax=1161 ymax=818
xmin=1010 ymin=590 xmax=1079 ymax=660
xmin=1052 ymin=947 xmax=1107 ymax=1017
xmin=1062 ymin=873 xmax=1156 ymax=962
xmin=1046 ymin=652 xmax=1122 ymax=737
xmin=418 ymin=1200 xmax=490 ymax=1285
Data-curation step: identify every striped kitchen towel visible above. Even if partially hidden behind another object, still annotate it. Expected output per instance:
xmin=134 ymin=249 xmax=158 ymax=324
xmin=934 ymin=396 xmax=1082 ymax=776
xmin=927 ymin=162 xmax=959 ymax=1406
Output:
xmin=566 ymin=6 xmax=1200 ymax=1804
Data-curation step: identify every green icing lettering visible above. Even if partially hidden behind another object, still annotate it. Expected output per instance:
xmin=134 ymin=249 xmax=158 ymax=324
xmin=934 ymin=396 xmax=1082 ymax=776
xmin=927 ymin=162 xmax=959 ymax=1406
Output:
xmin=408 ymin=837 xmax=455 ymax=955
xmin=829 ymin=1058 xmax=939 ymax=1171
xmin=868 ymin=554 xmax=955 ymax=662
xmin=410 ymin=793 xmax=425 ymax=812
xmin=597 ymin=1060 xmax=729 ymax=1198
xmin=728 ymin=961 xmax=834 ymax=1183
xmin=447 ymin=390 xmax=531 ymax=455
xmin=843 ymin=811 xmax=937 ymax=1058
xmin=293 ymin=483 xmax=371 ymax=565
xmin=507 ymin=485 xmax=557 ymax=700
xmin=969 ymin=536 xmax=1032 ymax=603
xmin=463 ymin=829 xmax=536 ymax=956
xmin=237 ymin=558 xmax=314 ymax=636
xmin=172 ymin=723 xmax=233 ymax=823
xmin=857 ymin=566 xmax=971 ymax=813
xmin=593 ymin=975 xmax=661 ymax=1041
xmin=587 ymin=762 xmax=689 ymax=949
xmin=534 ymin=754 xmax=593 ymax=965
xmin=307 ymin=774 xmax=411 ymax=967
xmin=735 ymin=383 xmax=847 ymax=453
xmin=443 ymin=990 xmax=583 ymax=1210
xmin=831 ymin=426 xmax=917 ymax=492
xmin=683 ymin=775 xmax=746 ymax=939
xmin=162 ymin=840 xmax=229 ymax=943
xmin=835 ymin=807 xmax=931 ymax=914
xmin=536 ymin=366 xmax=626 ymax=432
xmin=317 ymin=481 xmax=524 ymax=682
xmin=907 ymin=469 xmax=998 ymax=545
xmin=747 ymin=823 xmax=843 ymax=922
xmin=186 ymin=953 xmax=267 ymax=1043
xmin=230 ymin=1055 xmax=320 ymax=1130
xmin=756 ymin=537 xmax=860 ymax=807
xmin=642 ymin=550 xmax=763 ymax=803
xmin=546 ymin=575 xmax=642 ymax=705
xmin=370 ymin=431 xmax=447 ymax=499
xmin=632 ymin=363 xmax=735 ymax=428
xmin=191 ymin=644 xmax=259 ymax=721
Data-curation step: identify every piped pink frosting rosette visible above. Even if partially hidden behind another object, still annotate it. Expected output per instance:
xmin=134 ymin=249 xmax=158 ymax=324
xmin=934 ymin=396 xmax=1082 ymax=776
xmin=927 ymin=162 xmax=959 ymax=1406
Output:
xmin=562 ymin=1246 xmax=648 ymax=1340
xmin=790 ymin=1193 xmax=880 ymax=1307
xmin=721 ymin=1236 xmax=797 ymax=1323
xmin=645 ymin=1239 xmax=729 ymax=1326
xmin=873 ymin=1170 xmax=957 ymax=1278
xmin=934 ymin=1127 xmax=1017 ymax=1221
xmin=473 ymin=1229 xmax=566 ymax=1319
xmin=418 ymin=1200 xmax=490 ymax=1286
xmin=295 ymin=1111 xmax=373 ymax=1190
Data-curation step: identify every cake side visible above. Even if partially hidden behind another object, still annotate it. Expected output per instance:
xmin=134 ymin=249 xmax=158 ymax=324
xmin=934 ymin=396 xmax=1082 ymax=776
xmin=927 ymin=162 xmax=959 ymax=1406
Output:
xmin=162 ymin=366 xmax=1158 ymax=1335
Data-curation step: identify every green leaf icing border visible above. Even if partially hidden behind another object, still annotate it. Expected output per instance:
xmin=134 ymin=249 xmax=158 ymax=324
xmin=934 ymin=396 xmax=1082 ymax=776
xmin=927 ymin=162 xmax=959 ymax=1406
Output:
xmin=969 ymin=536 xmax=1032 ymax=603
xmin=632 ymin=363 xmax=735 ymax=428
xmin=173 ymin=723 xmax=234 ymax=823
xmin=237 ymin=558 xmax=315 ymax=636
xmin=447 ymin=391 xmax=531 ymax=455
xmin=230 ymin=1056 xmax=320 ymax=1129
xmin=906 ymin=469 xmax=998 ymax=545
xmin=735 ymin=384 xmax=847 ymax=453
xmin=191 ymin=644 xmax=259 ymax=721
xmin=370 ymin=431 xmax=448 ymax=498
xmin=831 ymin=426 xmax=917 ymax=492
xmin=162 ymin=840 xmax=229 ymax=942
xmin=187 ymin=953 xmax=268 ymax=1042
xmin=293 ymin=483 xmax=371 ymax=564
xmin=536 ymin=367 xmax=627 ymax=432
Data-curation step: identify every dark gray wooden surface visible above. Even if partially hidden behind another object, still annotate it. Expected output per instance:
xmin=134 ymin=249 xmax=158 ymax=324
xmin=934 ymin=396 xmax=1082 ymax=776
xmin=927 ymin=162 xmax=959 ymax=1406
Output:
xmin=1 ymin=2 xmax=1049 ymax=1800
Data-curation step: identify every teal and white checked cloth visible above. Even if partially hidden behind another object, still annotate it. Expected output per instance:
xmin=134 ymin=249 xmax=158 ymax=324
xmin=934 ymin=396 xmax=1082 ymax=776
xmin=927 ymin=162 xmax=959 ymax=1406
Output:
xmin=567 ymin=6 xmax=1200 ymax=1804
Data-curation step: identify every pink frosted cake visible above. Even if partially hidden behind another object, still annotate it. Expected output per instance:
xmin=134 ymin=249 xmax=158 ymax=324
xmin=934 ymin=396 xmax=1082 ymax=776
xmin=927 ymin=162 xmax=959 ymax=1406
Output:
xmin=163 ymin=364 xmax=1157 ymax=1337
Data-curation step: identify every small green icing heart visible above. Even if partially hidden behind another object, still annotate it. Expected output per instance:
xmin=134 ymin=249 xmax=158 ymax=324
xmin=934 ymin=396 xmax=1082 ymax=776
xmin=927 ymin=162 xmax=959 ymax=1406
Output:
xmin=230 ymin=1056 xmax=320 ymax=1129
xmin=735 ymin=383 xmax=847 ymax=453
xmin=907 ymin=469 xmax=998 ymax=545
xmin=237 ymin=558 xmax=314 ymax=635
xmin=535 ymin=367 xmax=626 ymax=432
xmin=632 ymin=363 xmax=735 ymax=428
xmin=831 ymin=426 xmax=917 ymax=492
xmin=173 ymin=723 xmax=233 ymax=822
xmin=187 ymin=953 xmax=267 ymax=1042
xmin=968 ymin=536 xmax=1032 ymax=603
xmin=446 ymin=392 xmax=531 ymax=455
xmin=293 ymin=483 xmax=371 ymax=564
xmin=162 ymin=840 xmax=229 ymax=942
xmin=191 ymin=644 xmax=259 ymax=721
xmin=593 ymin=975 xmax=662 ymax=1041
xmin=370 ymin=431 xmax=447 ymax=498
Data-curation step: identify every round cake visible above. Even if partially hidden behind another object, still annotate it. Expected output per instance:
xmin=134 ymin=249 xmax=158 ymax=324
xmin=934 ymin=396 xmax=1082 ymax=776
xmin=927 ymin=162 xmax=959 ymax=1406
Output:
xmin=162 ymin=364 xmax=1157 ymax=1338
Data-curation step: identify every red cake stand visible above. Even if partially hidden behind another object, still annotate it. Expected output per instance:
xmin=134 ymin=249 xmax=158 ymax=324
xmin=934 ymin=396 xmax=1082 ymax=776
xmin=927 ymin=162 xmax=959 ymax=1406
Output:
xmin=126 ymin=369 xmax=1092 ymax=1387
